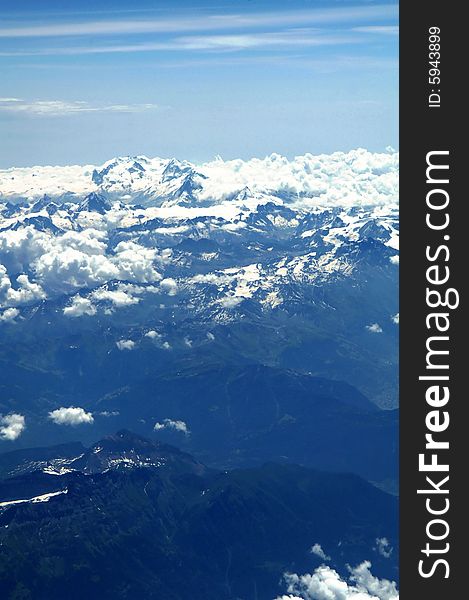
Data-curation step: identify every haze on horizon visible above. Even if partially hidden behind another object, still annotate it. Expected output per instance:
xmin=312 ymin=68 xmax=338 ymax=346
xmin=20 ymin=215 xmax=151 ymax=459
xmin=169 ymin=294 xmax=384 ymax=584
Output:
xmin=0 ymin=0 xmax=398 ymax=168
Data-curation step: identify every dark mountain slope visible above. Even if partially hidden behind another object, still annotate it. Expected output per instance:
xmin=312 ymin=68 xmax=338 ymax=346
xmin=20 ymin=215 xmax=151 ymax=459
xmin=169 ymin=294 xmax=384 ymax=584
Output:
xmin=0 ymin=431 xmax=398 ymax=600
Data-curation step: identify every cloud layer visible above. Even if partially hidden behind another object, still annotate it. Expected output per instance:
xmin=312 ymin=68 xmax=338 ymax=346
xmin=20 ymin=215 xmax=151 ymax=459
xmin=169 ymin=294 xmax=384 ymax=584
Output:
xmin=0 ymin=149 xmax=398 ymax=206
xmin=0 ymin=150 xmax=398 ymax=321
xmin=0 ymin=225 xmax=162 ymax=309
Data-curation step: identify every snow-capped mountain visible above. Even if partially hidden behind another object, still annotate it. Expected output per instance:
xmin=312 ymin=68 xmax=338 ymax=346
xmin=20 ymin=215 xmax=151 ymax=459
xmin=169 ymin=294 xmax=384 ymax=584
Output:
xmin=0 ymin=430 xmax=204 ymax=482
xmin=0 ymin=430 xmax=398 ymax=600
xmin=0 ymin=150 xmax=399 ymax=456
xmin=0 ymin=148 xmax=398 ymax=207
xmin=0 ymin=149 xmax=398 ymax=314
xmin=0 ymin=192 xmax=398 ymax=326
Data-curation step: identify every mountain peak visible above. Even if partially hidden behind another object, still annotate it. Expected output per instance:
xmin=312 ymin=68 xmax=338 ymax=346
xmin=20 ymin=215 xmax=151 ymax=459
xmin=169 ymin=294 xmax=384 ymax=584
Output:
xmin=0 ymin=149 xmax=399 ymax=211
xmin=78 ymin=192 xmax=111 ymax=214
xmin=98 ymin=429 xmax=160 ymax=452
xmin=161 ymin=158 xmax=193 ymax=183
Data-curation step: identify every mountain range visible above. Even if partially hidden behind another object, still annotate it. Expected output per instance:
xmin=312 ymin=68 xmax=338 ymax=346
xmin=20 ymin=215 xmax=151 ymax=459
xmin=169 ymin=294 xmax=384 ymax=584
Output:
xmin=0 ymin=151 xmax=399 ymax=597
xmin=1 ymin=150 xmax=398 ymax=481
xmin=0 ymin=150 xmax=398 ymax=206
xmin=0 ymin=430 xmax=398 ymax=600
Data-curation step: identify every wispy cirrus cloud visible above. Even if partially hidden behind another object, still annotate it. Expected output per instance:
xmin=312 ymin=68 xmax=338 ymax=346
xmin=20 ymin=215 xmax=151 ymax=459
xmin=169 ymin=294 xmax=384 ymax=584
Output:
xmin=171 ymin=30 xmax=361 ymax=51
xmin=0 ymin=31 xmax=371 ymax=58
xmin=353 ymin=25 xmax=399 ymax=35
xmin=0 ymin=98 xmax=159 ymax=116
xmin=0 ymin=5 xmax=398 ymax=39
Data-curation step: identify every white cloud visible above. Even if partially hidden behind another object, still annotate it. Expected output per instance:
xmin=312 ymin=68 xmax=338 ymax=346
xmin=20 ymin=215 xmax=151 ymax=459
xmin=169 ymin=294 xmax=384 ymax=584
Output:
xmin=310 ymin=544 xmax=331 ymax=561
xmin=0 ymin=265 xmax=46 ymax=308
xmin=0 ymin=413 xmax=26 ymax=440
xmin=33 ymin=229 xmax=120 ymax=292
xmin=191 ymin=273 xmax=232 ymax=286
xmin=206 ymin=331 xmax=215 ymax=340
xmin=91 ymin=288 xmax=139 ymax=307
xmin=116 ymin=339 xmax=136 ymax=351
xmin=374 ymin=538 xmax=393 ymax=559
xmin=99 ymin=410 xmax=120 ymax=417
xmin=7 ymin=274 xmax=45 ymax=304
xmin=366 ymin=323 xmax=383 ymax=334
xmin=0 ymin=98 xmax=159 ymax=116
xmin=0 ymin=307 xmax=20 ymax=323
xmin=198 ymin=149 xmax=399 ymax=208
xmin=48 ymin=406 xmax=94 ymax=426
xmin=349 ymin=561 xmax=398 ymax=599
xmin=276 ymin=561 xmax=399 ymax=600
xmin=145 ymin=330 xmax=161 ymax=339
xmin=219 ymin=295 xmax=243 ymax=308
xmin=391 ymin=313 xmax=399 ymax=325
xmin=112 ymin=241 xmax=161 ymax=282
xmin=63 ymin=295 xmax=97 ymax=317
xmin=160 ymin=278 xmax=178 ymax=296
xmin=154 ymin=419 xmax=189 ymax=434
xmin=36 ymin=246 xmax=118 ymax=291
xmin=389 ymin=255 xmax=399 ymax=265
xmin=0 ymin=226 xmax=162 ymax=307
xmin=0 ymin=226 xmax=53 ymax=273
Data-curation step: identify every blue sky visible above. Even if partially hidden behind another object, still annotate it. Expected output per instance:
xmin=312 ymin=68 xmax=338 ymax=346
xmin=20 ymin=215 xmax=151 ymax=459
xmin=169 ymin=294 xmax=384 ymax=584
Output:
xmin=0 ymin=1 xmax=398 ymax=167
